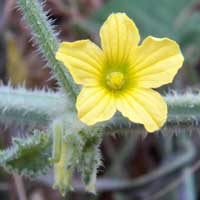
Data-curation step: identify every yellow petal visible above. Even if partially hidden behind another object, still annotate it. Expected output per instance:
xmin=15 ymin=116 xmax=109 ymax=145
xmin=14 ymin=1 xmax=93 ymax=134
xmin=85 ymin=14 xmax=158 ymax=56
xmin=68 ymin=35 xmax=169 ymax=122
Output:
xmin=130 ymin=36 xmax=184 ymax=88
xmin=56 ymin=40 xmax=104 ymax=86
xmin=76 ymin=86 xmax=116 ymax=125
xmin=116 ymin=88 xmax=167 ymax=132
xmin=100 ymin=13 xmax=140 ymax=65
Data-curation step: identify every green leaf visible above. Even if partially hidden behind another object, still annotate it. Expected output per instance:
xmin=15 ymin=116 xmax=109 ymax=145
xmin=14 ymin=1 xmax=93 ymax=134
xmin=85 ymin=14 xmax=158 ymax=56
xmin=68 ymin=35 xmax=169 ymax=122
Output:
xmin=178 ymin=13 xmax=200 ymax=48
xmin=91 ymin=0 xmax=197 ymax=40
xmin=0 ymin=130 xmax=52 ymax=178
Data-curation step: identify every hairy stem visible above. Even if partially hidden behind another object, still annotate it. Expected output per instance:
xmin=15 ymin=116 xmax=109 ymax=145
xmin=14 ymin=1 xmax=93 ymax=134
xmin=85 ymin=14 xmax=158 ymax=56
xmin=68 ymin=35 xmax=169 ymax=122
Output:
xmin=1 ymin=86 xmax=200 ymax=129
xmin=0 ymin=86 xmax=70 ymax=127
xmin=17 ymin=0 xmax=78 ymax=102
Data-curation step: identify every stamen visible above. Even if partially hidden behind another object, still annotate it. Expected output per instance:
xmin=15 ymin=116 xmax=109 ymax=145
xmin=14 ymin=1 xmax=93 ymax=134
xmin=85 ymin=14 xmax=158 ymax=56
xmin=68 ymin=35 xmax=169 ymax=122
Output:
xmin=106 ymin=72 xmax=125 ymax=90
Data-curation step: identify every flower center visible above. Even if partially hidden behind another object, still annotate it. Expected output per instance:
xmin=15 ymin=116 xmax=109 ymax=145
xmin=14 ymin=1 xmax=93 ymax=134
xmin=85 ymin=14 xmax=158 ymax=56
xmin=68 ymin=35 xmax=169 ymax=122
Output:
xmin=106 ymin=72 xmax=125 ymax=90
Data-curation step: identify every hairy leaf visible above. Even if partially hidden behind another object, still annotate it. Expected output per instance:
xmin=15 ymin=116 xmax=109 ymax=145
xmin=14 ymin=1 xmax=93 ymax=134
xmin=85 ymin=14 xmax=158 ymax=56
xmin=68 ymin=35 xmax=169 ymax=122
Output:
xmin=0 ymin=130 xmax=52 ymax=178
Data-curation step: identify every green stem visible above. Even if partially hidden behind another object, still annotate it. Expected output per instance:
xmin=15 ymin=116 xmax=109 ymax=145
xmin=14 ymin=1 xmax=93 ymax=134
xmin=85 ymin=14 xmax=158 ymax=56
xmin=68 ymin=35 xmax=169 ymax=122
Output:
xmin=0 ymin=86 xmax=70 ymax=127
xmin=1 ymin=86 xmax=200 ymax=129
xmin=17 ymin=0 xmax=78 ymax=101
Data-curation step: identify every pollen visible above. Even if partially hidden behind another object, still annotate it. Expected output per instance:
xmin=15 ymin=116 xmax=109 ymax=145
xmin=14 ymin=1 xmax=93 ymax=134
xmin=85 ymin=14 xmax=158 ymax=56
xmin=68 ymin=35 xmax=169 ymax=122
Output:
xmin=106 ymin=72 xmax=125 ymax=90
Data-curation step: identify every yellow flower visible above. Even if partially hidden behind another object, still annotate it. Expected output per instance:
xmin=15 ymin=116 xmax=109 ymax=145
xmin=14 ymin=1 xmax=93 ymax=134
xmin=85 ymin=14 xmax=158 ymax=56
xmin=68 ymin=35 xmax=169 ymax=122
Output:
xmin=56 ymin=13 xmax=184 ymax=132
